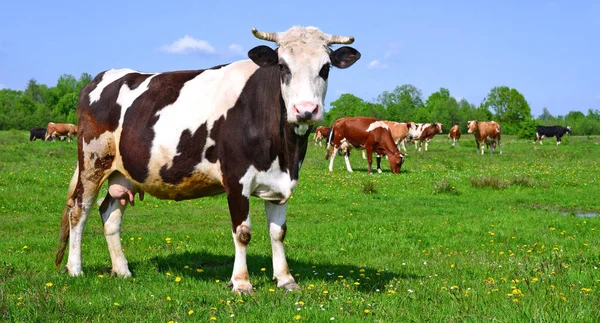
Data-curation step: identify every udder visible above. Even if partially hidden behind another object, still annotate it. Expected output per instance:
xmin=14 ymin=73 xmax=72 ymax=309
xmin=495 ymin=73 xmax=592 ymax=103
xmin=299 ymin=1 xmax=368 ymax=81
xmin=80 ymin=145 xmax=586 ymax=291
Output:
xmin=108 ymin=172 xmax=144 ymax=206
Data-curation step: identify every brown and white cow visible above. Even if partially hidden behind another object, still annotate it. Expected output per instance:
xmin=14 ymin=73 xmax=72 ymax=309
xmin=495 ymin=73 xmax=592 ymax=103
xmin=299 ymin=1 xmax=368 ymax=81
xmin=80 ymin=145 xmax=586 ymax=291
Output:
xmin=382 ymin=121 xmax=412 ymax=152
xmin=325 ymin=117 xmax=404 ymax=174
xmin=314 ymin=126 xmax=330 ymax=146
xmin=406 ymin=123 xmax=443 ymax=152
xmin=55 ymin=26 xmax=360 ymax=293
xmin=45 ymin=122 xmax=78 ymax=142
xmin=448 ymin=125 xmax=461 ymax=146
xmin=467 ymin=120 xmax=502 ymax=154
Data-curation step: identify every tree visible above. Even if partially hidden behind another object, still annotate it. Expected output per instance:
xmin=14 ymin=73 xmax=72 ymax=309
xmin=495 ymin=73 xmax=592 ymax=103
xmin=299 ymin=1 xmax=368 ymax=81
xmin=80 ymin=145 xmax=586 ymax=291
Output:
xmin=325 ymin=93 xmax=368 ymax=125
xmin=424 ymin=88 xmax=460 ymax=127
xmin=377 ymin=84 xmax=423 ymax=121
xmin=482 ymin=86 xmax=531 ymax=124
xmin=538 ymin=107 xmax=554 ymax=122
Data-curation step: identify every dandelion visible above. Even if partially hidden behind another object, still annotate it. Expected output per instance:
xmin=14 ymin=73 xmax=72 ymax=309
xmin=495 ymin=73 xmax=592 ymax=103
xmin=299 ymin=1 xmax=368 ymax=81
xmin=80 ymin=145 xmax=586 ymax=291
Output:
xmin=166 ymin=296 xmax=171 ymax=301
xmin=513 ymin=298 xmax=519 ymax=303
xmin=261 ymin=268 xmax=266 ymax=271
xmin=294 ymin=315 xmax=301 ymax=320
xmin=298 ymin=301 xmax=305 ymax=305
xmin=215 ymin=279 xmax=220 ymax=283
xmin=364 ymin=309 xmax=371 ymax=314
xmin=323 ymin=290 xmax=329 ymax=294
xmin=45 ymin=282 xmax=53 ymax=287
xmin=531 ymin=277 xmax=539 ymax=283
xmin=450 ymin=264 xmax=455 ymax=268
xmin=354 ymin=282 xmax=360 ymax=286
xmin=210 ymin=317 xmax=216 ymax=321
xmin=188 ymin=310 xmax=194 ymax=315
xmin=175 ymin=277 xmax=182 ymax=283
xmin=269 ymin=288 xmax=275 ymax=292
xmin=114 ymin=302 xmax=119 ymax=306
xmin=23 ymin=246 xmax=28 ymax=249
xmin=197 ymin=268 xmax=204 ymax=273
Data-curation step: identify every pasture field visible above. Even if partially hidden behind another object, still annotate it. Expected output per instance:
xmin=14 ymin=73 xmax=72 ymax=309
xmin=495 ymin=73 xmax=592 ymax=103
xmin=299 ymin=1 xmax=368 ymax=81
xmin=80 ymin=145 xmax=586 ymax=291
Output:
xmin=1 ymin=129 xmax=600 ymax=322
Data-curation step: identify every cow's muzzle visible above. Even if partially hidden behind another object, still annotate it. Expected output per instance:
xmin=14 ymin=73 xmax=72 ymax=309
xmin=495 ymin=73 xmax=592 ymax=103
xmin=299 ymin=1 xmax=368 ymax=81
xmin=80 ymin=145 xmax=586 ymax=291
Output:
xmin=293 ymin=103 xmax=319 ymax=123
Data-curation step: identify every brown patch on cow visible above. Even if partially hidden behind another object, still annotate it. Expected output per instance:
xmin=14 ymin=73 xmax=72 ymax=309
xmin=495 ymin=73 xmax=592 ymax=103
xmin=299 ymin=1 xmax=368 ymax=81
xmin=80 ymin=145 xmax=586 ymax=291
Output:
xmin=70 ymin=205 xmax=83 ymax=227
xmin=279 ymin=223 xmax=287 ymax=242
xmin=120 ymin=70 xmax=204 ymax=183
xmin=142 ymin=167 xmax=224 ymax=201
xmin=160 ymin=124 xmax=209 ymax=184
xmin=94 ymin=154 xmax=115 ymax=171
xmin=236 ymin=225 xmax=252 ymax=246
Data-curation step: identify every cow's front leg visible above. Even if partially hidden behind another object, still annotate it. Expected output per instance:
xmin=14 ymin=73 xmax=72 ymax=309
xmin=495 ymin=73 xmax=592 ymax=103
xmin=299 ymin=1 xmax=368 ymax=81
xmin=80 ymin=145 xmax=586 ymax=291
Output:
xmin=226 ymin=186 xmax=253 ymax=293
xmin=344 ymin=150 xmax=354 ymax=173
xmin=265 ymin=201 xmax=299 ymax=290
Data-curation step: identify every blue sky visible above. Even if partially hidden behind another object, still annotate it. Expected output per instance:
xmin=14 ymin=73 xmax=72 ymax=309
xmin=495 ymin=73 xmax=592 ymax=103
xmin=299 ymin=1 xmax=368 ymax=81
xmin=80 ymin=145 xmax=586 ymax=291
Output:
xmin=1 ymin=0 xmax=598 ymax=117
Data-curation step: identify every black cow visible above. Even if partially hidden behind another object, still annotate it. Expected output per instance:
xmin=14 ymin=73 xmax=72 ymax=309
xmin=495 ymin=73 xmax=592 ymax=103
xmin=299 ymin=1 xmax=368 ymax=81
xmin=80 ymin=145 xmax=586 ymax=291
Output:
xmin=55 ymin=26 xmax=360 ymax=293
xmin=30 ymin=128 xmax=48 ymax=141
xmin=534 ymin=125 xmax=572 ymax=145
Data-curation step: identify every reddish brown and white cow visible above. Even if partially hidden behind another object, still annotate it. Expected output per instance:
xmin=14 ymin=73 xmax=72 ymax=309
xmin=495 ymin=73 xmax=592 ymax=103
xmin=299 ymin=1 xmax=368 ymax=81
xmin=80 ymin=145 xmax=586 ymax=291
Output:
xmin=382 ymin=121 xmax=412 ymax=152
xmin=55 ymin=26 xmax=360 ymax=293
xmin=325 ymin=117 xmax=404 ymax=174
xmin=45 ymin=122 xmax=78 ymax=142
xmin=406 ymin=123 xmax=443 ymax=152
xmin=314 ymin=126 xmax=330 ymax=146
xmin=448 ymin=125 xmax=461 ymax=146
xmin=467 ymin=120 xmax=502 ymax=154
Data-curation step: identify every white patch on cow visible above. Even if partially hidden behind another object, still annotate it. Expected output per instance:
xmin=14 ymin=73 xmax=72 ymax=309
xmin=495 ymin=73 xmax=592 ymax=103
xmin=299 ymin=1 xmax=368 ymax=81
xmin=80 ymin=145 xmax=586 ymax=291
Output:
xmin=89 ymin=69 xmax=138 ymax=104
xmin=294 ymin=125 xmax=309 ymax=135
xmin=238 ymin=157 xmax=296 ymax=203
xmin=366 ymin=121 xmax=389 ymax=132
xmin=116 ymin=74 xmax=158 ymax=122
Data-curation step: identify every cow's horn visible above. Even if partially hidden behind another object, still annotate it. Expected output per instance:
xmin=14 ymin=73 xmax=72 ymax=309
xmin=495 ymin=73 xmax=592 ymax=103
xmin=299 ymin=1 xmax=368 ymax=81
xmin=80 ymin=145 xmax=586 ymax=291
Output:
xmin=252 ymin=28 xmax=279 ymax=43
xmin=328 ymin=35 xmax=355 ymax=45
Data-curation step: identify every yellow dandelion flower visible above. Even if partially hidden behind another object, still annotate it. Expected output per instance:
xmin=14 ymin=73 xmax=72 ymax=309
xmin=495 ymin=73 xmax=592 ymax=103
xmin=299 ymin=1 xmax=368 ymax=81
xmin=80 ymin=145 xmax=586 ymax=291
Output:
xmin=261 ymin=268 xmax=266 ymax=271
xmin=175 ymin=277 xmax=182 ymax=282
xmin=197 ymin=268 xmax=204 ymax=273
xmin=298 ymin=301 xmax=305 ymax=305
xmin=323 ymin=290 xmax=329 ymax=294
xmin=23 ymin=246 xmax=28 ymax=249
xmin=188 ymin=310 xmax=194 ymax=315
xmin=294 ymin=315 xmax=301 ymax=320
xmin=269 ymin=288 xmax=275 ymax=292
xmin=114 ymin=302 xmax=119 ymax=306
xmin=531 ymin=277 xmax=539 ymax=283
xmin=354 ymin=282 xmax=360 ymax=286
xmin=166 ymin=296 xmax=171 ymax=301
xmin=364 ymin=309 xmax=371 ymax=314
xmin=210 ymin=317 xmax=216 ymax=321
xmin=215 ymin=279 xmax=220 ymax=283
xmin=45 ymin=282 xmax=53 ymax=287
xmin=513 ymin=298 xmax=519 ymax=303
xmin=450 ymin=264 xmax=455 ymax=268
xmin=166 ymin=272 xmax=171 ymax=276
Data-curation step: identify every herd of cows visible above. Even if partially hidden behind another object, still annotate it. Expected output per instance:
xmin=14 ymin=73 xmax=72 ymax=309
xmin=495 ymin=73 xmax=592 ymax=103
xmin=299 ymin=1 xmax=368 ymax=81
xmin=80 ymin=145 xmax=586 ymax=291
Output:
xmin=315 ymin=117 xmax=573 ymax=174
xmin=29 ymin=122 xmax=78 ymax=142
xmin=37 ymin=26 xmax=573 ymax=293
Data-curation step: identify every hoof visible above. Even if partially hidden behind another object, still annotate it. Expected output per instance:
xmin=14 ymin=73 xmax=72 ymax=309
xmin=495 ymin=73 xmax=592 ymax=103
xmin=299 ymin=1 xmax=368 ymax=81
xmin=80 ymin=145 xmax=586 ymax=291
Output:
xmin=279 ymin=282 xmax=301 ymax=291
xmin=229 ymin=281 xmax=254 ymax=294
xmin=111 ymin=269 xmax=132 ymax=278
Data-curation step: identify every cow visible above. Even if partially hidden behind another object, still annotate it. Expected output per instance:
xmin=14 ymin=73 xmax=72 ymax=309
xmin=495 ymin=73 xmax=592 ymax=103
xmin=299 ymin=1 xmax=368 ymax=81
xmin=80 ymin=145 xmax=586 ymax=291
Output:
xmin=448 ymin=125 xmax=461 ymax=146
xmin=406 ymin=123 xmax=443 ymax=152
xmin=313 ymin=126 xmax=330 ymax=146
xmin=325 ymin=117 xmax=404 ymax=174
xmin=54 ymin=26 xmax=361 ymax=294
xmin=534 ymin=125 xmax=572 ymax=145
xmin=30 ymin=128 xmax=48 ymax=141
xmin=382 ymin=121 xmax=412 ymax=152
xmin=45 ymin=122 xmax=78 ymax=142
xmin=467 ymin=120 xmax=502 ymax=154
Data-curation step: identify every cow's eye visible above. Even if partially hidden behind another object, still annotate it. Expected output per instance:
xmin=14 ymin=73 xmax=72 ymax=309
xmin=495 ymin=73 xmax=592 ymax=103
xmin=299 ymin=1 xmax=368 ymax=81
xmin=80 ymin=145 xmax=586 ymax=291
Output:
xmin=319 ymin=63 xmax=331 ymax=80
xmin=279 ymin=63 xmax=290 ymax=74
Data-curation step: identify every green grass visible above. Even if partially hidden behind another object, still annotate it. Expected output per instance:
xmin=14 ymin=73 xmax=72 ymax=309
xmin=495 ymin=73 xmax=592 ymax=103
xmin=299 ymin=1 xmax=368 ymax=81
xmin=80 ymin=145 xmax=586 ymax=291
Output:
xmin=1 ymin=129 xmax=600 ymax=322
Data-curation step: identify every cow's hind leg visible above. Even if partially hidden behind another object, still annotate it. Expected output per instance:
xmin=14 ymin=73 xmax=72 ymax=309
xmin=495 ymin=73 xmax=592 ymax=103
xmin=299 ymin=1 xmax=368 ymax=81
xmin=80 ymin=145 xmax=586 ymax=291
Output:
xmin=64 ymin=166 xmax=104 ymax=276
xmin=344 ymin=149 xmax=354 ymax=172
xmin=265 ymin=201 xmax=299 ymax=290
xmin=99 ymin=172 xmax=138 ymax=277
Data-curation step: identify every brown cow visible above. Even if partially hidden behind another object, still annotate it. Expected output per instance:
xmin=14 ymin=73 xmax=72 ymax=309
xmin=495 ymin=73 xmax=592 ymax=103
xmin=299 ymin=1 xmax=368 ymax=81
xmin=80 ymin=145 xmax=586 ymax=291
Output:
xmin=382 ymin=121 xmax=412 ymax=152
xmin=45 ymin=122 xmax=78 ymax=142
xmin=467 ymin=120 xmax=502 ymax=154
xmin=417 ymin=123 xmax=443 ymax=152
xmin=448 ymin=125 xmax=461 ymax=146
xmin=326 ymin=117 xmax=404 ymax=174
xmin=314 ymin=126 xmax=330 ymax=146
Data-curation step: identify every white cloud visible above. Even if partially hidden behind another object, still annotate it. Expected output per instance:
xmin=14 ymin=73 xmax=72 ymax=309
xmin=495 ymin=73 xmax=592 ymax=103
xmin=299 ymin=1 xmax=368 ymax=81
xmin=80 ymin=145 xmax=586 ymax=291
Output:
xmin=228 ymin=43 xmax=245 ymax=57
xmin=160 ymin=35 xmax=217 ymax=55
xmin=368 ymin=60 xmax=388 ymax=70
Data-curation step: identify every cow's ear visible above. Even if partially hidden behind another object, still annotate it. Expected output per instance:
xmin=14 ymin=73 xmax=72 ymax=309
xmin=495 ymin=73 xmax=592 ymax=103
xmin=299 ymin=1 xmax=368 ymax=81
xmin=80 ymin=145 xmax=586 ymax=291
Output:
xmin=248 ymin=45 xmax=278 ymax=67
xmin=331 ymin=46 xmax=361 ymax=69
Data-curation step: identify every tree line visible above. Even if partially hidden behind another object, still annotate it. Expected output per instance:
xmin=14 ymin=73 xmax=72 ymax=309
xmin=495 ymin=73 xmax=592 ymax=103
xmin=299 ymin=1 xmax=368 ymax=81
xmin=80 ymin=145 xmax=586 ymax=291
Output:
xmin=324 ymin=85 xmax=600 ymax=138
xmin=1 ymin=75 xmax=599 ymax=138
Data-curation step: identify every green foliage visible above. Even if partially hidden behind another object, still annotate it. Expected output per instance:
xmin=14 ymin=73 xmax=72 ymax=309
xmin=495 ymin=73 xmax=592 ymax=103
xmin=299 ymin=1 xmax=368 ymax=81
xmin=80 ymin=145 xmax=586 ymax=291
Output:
xmin=482 ymin=86 xmax=532 ymax=125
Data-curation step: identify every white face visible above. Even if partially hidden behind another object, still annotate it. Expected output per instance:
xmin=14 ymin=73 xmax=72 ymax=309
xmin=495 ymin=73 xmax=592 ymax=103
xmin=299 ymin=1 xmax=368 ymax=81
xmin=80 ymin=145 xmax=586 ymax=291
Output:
xmin=467 ymin=121 xmax=477 ymax=133
xmin=277 ymin=44 xmax=329 ymax=124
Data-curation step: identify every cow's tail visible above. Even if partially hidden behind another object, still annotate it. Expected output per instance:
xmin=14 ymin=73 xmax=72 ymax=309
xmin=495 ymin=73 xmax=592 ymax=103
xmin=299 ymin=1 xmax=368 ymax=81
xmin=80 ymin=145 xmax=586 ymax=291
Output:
xmin=325 ymin=128 xmax=335 ymax=160
xmin=56 ymin=164 xmax=79 ymax=269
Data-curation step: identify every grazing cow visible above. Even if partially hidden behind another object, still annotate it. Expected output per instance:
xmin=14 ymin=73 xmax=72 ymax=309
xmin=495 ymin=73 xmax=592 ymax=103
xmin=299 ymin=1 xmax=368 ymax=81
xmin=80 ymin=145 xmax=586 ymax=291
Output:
xmin=45 ymin=122 xmax=78 ymax=142
xmin=534 ymin=125 xmax=572 ymax=145
xmin=54 ymin=26 xmax=360 ymax=293
xmin=30 ymin=128 xmax=48 ymax=141
xmin=382 ymin=121 xmax=412 ymax=152
xmin=417 ymin=123 xmax=443 ymax=152
xmin=406 ymin=123 xmax=443 ymax=152
xmin=326 ymin=117 xmax=404 ymax=174
xmin=448 ymin=125 xmax=461 ymax=146
xmin=314 ymin=126 xmax=330 ymax=146
xmin=467 ymin=120 xmax=502 ymax=154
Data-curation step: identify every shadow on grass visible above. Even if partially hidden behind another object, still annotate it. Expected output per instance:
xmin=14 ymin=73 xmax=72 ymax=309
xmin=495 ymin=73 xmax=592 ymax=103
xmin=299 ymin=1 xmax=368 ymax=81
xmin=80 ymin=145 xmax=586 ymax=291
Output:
xmin=124 ymin=251 xmax=422 ymax=292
